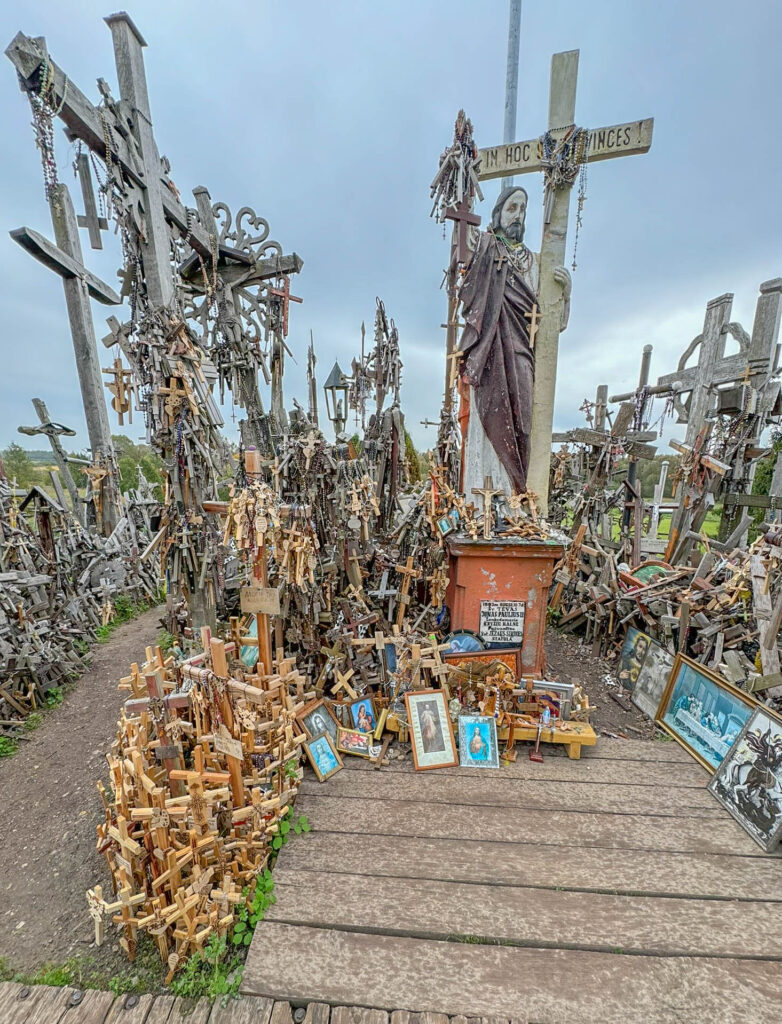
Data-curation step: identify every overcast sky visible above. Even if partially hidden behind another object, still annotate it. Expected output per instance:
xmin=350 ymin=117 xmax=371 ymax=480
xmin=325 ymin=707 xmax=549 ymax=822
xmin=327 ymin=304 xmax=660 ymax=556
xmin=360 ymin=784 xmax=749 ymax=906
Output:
xmin=1 ymin=0 xmax=780 ymax=456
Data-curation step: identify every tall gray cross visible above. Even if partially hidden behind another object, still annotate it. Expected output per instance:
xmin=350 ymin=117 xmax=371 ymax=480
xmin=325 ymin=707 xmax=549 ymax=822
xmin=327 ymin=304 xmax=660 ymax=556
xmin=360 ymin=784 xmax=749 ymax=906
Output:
xmin=477 ymin=49 xmax=654 ymax=517
xmin=10 ymin=182 xmax=121 ymax=534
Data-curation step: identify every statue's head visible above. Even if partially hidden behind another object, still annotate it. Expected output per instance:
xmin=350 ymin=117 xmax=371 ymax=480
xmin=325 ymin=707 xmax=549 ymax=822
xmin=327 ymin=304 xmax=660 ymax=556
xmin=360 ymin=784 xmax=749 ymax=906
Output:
xmin=492 ymin=186 xmax=528 ymax=243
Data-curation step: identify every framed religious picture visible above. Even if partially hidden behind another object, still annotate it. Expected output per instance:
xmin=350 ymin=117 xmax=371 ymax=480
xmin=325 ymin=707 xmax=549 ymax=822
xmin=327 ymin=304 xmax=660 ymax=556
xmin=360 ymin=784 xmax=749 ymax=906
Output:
xmin=347 ymin=695 xmax=377 ymax=733
xmin=443 ymin=647 xmax=521 ymax=674
xmin=436 ymin=514 xmax=454 ymax=538
xmin=631 ymin=637 xmax=675 ymax=720
xmin=617 ymin=626 xmax=652 ymax=691
xmin=297 ymin=698 xmax=340 ymax=749
xmin=405 ymin=689 xmax=458 ymax=772
xmin=707 ymin=708 xmax=782 ymax=852
xmin=336 ymin=727 xmax=378 ymax=759
xmin=656 ymin=654 xmax=758 ymax=772
xmin=458 ymin=715 xmax=499 ymax=769
xmin=304 ymin=732 xmax=343 ymax=783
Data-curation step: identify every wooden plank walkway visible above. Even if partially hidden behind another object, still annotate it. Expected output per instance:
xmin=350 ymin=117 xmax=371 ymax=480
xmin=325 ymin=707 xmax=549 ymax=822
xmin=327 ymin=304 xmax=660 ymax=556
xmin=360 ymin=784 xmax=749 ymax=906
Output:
xmin=243 ymin=739 xmax=782 ymax=1023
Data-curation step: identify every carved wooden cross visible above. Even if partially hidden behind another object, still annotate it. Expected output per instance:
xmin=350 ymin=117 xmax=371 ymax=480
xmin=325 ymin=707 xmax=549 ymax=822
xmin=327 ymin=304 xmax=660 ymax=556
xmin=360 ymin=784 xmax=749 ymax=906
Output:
xmin=332 ymin=666 xmax=358 ymax=700
xmin=394 ymin=555 xmax=423 ymax=627
xmin=525 ymin=304 xmax=542 ymax=351
xmin=102 ymin=356 xmax=135 ymax=425
xmin=444 ymin=198 xmax=481 ymax=265
xmin=472 ymin=475 xmax=504 ymax=539
xmin=268 ymin=275 xmax=303 ymax=337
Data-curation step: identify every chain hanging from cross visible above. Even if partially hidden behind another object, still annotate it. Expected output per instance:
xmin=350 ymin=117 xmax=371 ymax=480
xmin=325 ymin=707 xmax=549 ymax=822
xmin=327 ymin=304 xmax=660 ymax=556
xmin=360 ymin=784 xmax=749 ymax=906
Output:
xmin=539 ymin=125 xmax=591 ymax=269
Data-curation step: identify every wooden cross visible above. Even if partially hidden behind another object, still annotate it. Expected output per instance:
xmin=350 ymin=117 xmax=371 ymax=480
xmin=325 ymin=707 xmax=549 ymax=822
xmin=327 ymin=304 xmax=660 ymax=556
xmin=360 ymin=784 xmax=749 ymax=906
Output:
xmin=394 ymin=556 xmax=423 ymax=627
xmin=472 ymin=475 xmax=504 ymax=539
xmin=103 ymin=356 xmax=135 ymax=425
xmin=444 ymin=198 xmax=481 ymax=265
xmin=524 ymin=304 xmax=542 ymax=351
xmin=75 ymin=151 xmax=109 ymax=250
xmin=476 ymin=49 xmax=654 ymax=517
xmin=268 ymin=275 xmax=303 ymax=338
xmin=332 ymin=667 xmax=358 ymax=700
xmin=445 ymin=348 xmax=464 ymax=389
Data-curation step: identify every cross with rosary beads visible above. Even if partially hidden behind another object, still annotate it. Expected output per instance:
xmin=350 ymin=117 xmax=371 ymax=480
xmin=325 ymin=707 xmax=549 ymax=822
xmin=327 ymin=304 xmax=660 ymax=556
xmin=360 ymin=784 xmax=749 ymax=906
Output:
xmin=444 ymin=198 xmax=481 ymax=265
xmin=471 ymin=475 xmax=505 ymax=540
xmin=268 ymin=275 xmax=303 ymax=338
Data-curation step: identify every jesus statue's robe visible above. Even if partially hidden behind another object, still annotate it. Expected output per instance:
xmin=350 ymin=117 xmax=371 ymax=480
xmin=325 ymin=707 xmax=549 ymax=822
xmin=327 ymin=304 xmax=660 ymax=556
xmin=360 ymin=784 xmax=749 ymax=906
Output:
xmin=458 ymin=230 xmax=539 ymax=498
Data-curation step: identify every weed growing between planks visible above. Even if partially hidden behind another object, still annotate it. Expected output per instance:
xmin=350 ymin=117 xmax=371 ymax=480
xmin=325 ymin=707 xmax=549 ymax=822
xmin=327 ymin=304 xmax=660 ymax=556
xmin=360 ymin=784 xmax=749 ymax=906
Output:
xmin=170 ymin=807 xmax=312 ymax=1002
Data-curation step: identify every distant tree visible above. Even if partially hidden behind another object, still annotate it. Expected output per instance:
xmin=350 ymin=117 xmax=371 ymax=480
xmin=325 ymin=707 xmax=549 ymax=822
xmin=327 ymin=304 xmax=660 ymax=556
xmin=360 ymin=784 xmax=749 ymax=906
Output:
xmin=111 ymin=434 xmax=164 ymax=495
xmin=404 ymin=430 xmax=422 ymax=484
xmin=1 ymin=443 xmax=38 ymax=488
xmin=750 ymin=428 xmax=782 ymax=530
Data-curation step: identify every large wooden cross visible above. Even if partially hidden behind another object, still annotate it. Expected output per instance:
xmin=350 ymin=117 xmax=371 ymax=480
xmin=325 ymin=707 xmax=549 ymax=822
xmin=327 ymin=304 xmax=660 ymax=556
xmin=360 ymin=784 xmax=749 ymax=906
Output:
xmin=476 ymin=50 xmax=654 ymax=517
xmin=10 ymin=182 xmax=122 ymax=534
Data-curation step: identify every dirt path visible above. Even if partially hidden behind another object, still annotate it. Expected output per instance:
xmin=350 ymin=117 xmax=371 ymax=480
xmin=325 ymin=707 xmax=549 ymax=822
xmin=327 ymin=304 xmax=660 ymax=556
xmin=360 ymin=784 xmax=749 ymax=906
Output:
xmin=545 ymin=628 xmax=656 ymax=739
xmin=0 ymin=607 xmax=163 ymax=975
xmin=0 ymin=612 xmax=652 ymax=979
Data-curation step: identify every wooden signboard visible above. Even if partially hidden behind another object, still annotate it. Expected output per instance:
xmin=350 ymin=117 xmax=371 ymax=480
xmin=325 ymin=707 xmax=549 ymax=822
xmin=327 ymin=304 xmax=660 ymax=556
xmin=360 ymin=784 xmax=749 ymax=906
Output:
xmin=477 ymin=118 xmax=654 ymax=181
xmin=240 ymin=586 xmax=281 ymax=615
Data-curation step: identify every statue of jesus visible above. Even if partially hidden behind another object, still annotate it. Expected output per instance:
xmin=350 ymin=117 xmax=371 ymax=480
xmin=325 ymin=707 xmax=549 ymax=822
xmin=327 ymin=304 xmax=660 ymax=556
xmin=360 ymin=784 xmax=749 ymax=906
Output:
xmin=458 ymin=186 xmax=571 ymax=498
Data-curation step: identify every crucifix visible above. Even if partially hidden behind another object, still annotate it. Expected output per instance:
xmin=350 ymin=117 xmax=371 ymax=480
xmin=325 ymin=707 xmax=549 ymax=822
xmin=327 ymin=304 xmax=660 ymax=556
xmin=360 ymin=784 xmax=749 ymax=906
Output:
xmin=471 ymin=474 xmax=504 ymax=539
xmin=17 ymin=397 xmax=82 ymax=518
xmin=476 ymin=49 xmax=654 ymax=517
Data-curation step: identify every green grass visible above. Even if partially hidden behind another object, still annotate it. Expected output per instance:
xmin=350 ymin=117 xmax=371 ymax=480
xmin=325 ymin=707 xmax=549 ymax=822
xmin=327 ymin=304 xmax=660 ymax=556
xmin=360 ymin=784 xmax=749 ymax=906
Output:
xmin=95 ymin=591 xmax=162 ymax=644
xmin=0 ymin=736 xmax=19 ymax=758
xmin=0 ymin=939 xmax=167 ymax=994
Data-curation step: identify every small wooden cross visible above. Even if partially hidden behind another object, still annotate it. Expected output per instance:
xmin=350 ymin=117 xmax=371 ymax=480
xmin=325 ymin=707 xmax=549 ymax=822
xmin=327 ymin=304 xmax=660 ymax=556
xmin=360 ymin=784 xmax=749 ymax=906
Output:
xmin=445 ymin=348 xmax=464 ymax=389
xmin=103 ymin=356 xmax=135 ymax=425
xmin=394 ymin=556 xmax=423 ymax=627
xmin=268 ymin=275 xmax=303 ymax=337
xmin=444 ymin=198 xmax=481 ymax=264
xmin=471 ymin=475 xmax=505 ymax=539
xmin=524 ymin=304 xmax=542 ymax=351
xmin=331 ymin=667 xmax=358 ymax=700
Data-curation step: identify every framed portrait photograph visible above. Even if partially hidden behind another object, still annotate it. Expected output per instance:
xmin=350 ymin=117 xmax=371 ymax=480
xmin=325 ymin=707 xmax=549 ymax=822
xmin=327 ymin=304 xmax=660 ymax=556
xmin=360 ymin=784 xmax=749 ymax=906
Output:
xmin=708 ymin=708 xmax=782 ymax=852
xmin=297 ymin=698 xmax=340 ymax=748
xmin=336 ymin=726 xmax=377 ymax=759
xmin=405 ymin=689 xmax=458 ymax=771
xmin=656 ymin=654 xmax=757 ymax=772
xmin=631 ymin=637 xmax=675 ymax=720
xmin=348 ymin=695 xmax=377 ymax=733
xmin=458 ymin=715 xmax=499 ymax=769
xmin=304 ymin=732 xmax=343 ymax=782
xmin=618 ymin=626 xmax=652 ymax=691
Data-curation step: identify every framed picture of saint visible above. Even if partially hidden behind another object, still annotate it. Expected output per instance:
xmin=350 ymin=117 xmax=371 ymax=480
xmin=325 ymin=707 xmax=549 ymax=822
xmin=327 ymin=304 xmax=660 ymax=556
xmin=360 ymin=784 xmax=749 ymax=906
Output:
xmin=405 ymin=689 xmax=458 ymax=772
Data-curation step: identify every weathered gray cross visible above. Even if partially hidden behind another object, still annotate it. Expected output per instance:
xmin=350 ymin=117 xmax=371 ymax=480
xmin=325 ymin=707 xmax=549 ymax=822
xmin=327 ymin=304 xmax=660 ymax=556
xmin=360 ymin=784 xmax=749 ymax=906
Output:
xmin=476 ymin=49 xmax=654 ymax=517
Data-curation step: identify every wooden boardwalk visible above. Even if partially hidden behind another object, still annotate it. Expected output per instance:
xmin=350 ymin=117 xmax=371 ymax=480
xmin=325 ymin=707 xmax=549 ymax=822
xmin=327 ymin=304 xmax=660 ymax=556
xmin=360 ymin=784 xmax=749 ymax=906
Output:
xmin=243 ymin=739 xmax=782 ymax=1024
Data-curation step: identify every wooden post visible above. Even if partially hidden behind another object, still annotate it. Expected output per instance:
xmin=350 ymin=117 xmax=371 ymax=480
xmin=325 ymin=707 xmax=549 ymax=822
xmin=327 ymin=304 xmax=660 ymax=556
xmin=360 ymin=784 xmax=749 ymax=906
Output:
xmin=526 ymin=51 xmax=579 ymax=517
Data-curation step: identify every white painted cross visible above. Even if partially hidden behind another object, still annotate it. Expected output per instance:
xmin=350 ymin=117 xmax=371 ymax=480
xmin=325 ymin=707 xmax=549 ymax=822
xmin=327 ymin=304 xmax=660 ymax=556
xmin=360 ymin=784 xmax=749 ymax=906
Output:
xmin=477 ymin=50 xmax=654 ymax=517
